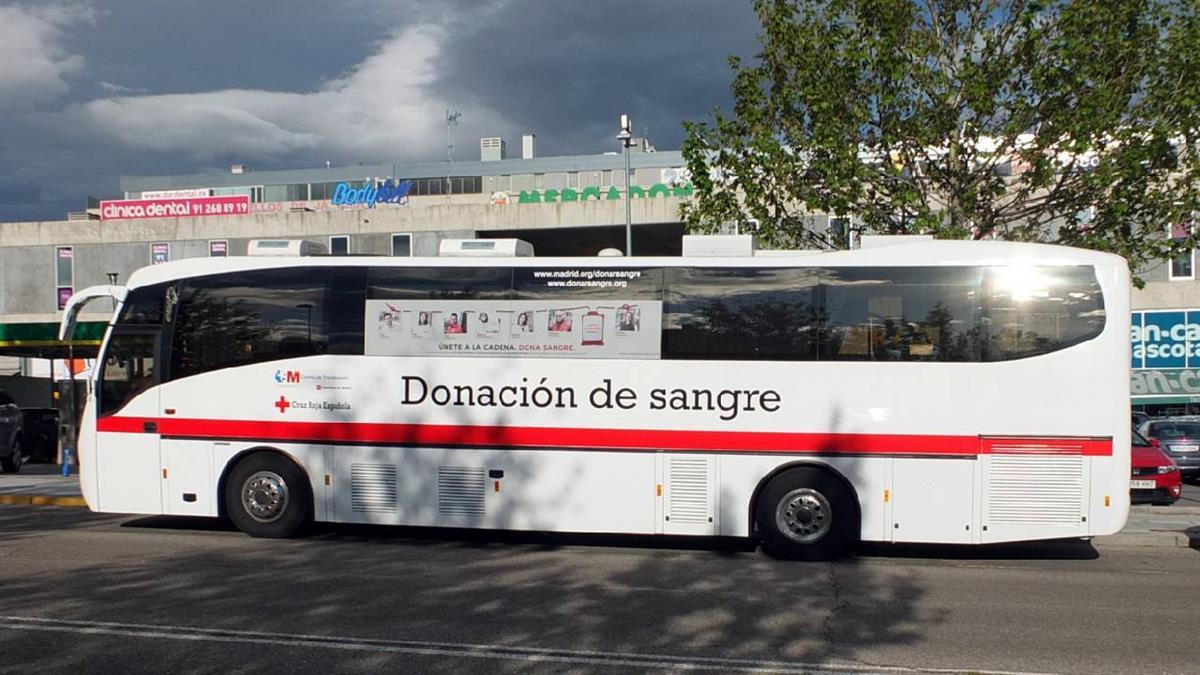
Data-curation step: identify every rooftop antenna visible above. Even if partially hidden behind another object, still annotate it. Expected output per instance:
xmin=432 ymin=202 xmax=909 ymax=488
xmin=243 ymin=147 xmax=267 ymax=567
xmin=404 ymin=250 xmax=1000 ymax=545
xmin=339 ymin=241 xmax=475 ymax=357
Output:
xmin=446 ymin=109 xmax=461 ymax=202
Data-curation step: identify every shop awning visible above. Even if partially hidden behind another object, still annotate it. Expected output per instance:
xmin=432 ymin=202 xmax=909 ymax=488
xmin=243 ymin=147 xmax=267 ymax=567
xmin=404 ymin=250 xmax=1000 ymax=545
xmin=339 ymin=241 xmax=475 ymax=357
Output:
xmin=0 ymin=321 xmax=106 ymax=358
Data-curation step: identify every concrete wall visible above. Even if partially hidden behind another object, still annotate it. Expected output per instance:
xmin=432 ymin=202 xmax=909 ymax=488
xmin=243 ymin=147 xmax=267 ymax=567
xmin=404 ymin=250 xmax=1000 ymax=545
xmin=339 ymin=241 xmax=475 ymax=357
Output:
xmin=0 ymin=196 xmax=689 ymax=321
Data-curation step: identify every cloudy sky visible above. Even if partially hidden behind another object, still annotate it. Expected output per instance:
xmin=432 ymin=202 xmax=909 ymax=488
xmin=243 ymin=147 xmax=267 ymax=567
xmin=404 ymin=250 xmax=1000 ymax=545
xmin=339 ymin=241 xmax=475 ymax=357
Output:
xmin=0 ymin=0 xmax=760 ymax=222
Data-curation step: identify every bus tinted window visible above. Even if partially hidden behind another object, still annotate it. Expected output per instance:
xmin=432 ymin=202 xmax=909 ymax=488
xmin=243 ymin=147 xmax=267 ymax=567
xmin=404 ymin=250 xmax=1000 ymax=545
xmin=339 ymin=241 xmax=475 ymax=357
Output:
xmin=100 ymin=332 xmax=157 ymax=416
xmin=117 ymin=283 xmax=170 ymax=325
xmin=663 ymin=268 xmax=819 ymax=360
xmin=820 ymin=267 xmax=982 ymax=361
xmin=169 ymin=268 xmax=331 ymax=380
xmin=981 ymin=265 xmax=1105 ymax=361
xmin=512 ymin=267 xmax=664 ymax=299
xmin=367 ymin=267 xmax=511 ymax=300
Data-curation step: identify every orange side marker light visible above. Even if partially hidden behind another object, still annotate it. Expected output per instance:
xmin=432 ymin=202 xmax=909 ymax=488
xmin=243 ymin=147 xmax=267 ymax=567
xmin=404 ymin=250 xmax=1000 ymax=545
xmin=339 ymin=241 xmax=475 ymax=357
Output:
xmin=883 ymin=489 xmax=890 ymax=503
xmin=656 ymin=484 xmax=663 ymax=497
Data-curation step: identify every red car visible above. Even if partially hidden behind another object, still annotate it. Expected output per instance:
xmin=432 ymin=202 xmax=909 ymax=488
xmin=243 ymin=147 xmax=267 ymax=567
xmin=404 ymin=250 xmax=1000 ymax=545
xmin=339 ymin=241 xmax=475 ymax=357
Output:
xmin=1131 ymin=428 xmax=1182 ymax=505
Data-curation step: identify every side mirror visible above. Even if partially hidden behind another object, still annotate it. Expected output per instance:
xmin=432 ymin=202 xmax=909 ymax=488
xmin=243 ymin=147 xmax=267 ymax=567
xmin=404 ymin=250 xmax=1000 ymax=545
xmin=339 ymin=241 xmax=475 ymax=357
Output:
xmin=1150 ymin=438 xmax=1162 ymax=449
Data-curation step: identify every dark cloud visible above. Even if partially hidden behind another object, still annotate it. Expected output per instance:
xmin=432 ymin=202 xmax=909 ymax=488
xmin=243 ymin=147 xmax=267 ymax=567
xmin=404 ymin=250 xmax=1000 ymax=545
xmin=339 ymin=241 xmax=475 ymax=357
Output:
xmin=431 ymin=0 xmax=760 ymax=155
xmin=0 ymin=0 xmax=760 ymax=222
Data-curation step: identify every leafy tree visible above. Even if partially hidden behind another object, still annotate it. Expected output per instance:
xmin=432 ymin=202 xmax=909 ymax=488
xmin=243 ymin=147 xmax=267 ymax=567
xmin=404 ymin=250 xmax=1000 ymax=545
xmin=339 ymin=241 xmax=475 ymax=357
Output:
xmin=681 ymin=0 xmax=1200 ymax=281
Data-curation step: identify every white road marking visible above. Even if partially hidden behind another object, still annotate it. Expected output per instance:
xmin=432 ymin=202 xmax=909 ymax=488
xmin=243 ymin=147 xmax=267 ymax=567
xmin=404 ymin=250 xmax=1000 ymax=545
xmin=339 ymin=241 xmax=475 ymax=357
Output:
xmin=1 ymin=614 xmax=1058 ymax=675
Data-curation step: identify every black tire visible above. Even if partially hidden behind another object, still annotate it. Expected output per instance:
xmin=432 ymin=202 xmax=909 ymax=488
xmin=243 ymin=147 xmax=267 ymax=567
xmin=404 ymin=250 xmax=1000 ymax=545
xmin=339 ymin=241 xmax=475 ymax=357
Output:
xmin=755 ymin=467 xmax=857 ymax=561
xmin=1 ymin=437 xmax=22 ymax=474
xmin=224 ymin=451 xmax=311 ymax=538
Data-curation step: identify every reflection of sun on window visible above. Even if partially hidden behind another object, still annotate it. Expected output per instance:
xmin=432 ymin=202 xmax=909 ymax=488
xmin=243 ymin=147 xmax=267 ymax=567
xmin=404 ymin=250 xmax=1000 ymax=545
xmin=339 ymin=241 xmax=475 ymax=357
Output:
xmin=993 ymin=265 xmax=1052 ymax=302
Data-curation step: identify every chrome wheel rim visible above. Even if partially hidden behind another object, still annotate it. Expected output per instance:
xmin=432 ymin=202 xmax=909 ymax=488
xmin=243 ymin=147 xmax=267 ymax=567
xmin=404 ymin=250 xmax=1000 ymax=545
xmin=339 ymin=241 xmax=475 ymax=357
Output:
xmin=775 ymin=488 xmax=832 ymax=543
xmin=241 ymin=471 xmax=289 ymax=523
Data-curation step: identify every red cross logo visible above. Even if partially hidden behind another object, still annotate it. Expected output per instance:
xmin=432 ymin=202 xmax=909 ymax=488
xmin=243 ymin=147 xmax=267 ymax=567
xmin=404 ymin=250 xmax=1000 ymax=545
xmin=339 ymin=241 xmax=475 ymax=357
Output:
xmin=274 ymin=396 xmax=290 ymax=414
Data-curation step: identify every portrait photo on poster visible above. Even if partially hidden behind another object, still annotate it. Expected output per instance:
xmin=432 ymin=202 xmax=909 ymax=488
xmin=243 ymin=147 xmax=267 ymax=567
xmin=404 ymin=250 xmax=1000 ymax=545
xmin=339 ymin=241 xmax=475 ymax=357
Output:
xmin=617 ymin=304 xmax=641 ymax=333
xmin=548 ymin=309 xmax=574 ymax=333
xmin=512 ymin=310 xmax=534 ymax=335
xmin=444 ymin=311 xmax=467 ymax=334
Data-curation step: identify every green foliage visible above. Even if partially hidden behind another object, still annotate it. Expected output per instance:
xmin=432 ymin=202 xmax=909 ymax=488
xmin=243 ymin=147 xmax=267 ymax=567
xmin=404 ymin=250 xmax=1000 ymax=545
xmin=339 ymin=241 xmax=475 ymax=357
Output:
xmin=682 ymin=0 xmax=1200 ymax=281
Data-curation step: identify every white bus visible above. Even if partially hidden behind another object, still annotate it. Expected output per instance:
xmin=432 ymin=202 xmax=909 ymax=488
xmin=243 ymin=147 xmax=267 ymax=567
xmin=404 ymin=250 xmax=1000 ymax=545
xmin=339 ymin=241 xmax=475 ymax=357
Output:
xmin=59 ymin=239 xmax=1130 ymax=560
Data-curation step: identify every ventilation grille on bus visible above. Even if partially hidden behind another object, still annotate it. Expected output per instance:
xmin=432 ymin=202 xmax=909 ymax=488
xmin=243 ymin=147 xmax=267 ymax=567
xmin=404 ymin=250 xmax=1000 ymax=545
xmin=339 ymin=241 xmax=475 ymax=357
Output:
xmin=667 ymin=458 xmax=711 ymax=524
xmin=351 ymin=464 xmax=398 ymax=513
xmin=438 ymin=466 xmax=486 ymax=518
xmin=987 ymin=454 xmax=1084 ymax=525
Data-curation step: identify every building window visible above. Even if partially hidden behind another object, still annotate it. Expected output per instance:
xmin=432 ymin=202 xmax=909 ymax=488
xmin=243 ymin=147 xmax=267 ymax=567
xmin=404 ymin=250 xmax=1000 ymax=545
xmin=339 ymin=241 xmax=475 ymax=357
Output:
xmin=209 ymin=240 xmax=228 ymax=257
xmin=329 ymin=235 xmax=349 ymax=256
xmin=55 ymin=246 xmax=73 ymax=310
xmin=1170 ymin=219 xmax=1195 ymax=280
xmin=829 ymin=215 xmax=854 ymax=250
xmin=391 ymin=233 xmax=412 ymax=257
xmin=151 ymin=242 xmax=170 ymax=264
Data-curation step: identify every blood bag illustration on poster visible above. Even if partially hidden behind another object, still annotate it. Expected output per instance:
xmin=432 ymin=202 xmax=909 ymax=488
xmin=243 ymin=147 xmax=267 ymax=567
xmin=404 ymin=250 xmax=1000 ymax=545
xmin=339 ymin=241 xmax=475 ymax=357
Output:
xmin=581 ymin=310 xmax=604 ymax=345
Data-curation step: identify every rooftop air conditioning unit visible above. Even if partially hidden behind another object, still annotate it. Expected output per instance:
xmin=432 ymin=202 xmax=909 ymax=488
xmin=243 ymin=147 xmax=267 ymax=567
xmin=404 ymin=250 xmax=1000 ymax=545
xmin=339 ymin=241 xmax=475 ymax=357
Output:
xmin=247 ymin=239 xmax=327 ymax=256
xmin=439 ymin=238 xmax=534 ymax=257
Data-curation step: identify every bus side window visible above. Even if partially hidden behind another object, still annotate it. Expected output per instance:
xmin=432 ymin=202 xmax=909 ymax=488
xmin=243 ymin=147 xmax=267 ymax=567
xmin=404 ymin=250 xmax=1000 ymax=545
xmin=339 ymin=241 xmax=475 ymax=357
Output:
xmin=820 ymin=267 xmax=982 ymax=362
xmin=169 ymin=268 xmax=332 ymax=380
xmin=367 ymin=267 xmax=512 ymax=300
xmin=117 ymin=283 xmax=170 ymax=325
xmin=663 ymin=268 xmax=819 ymax=361
xmin=99 ymin=332 xmax=157 ymax=417
xmin=981 ymin=265 xmax=1105 ymax=361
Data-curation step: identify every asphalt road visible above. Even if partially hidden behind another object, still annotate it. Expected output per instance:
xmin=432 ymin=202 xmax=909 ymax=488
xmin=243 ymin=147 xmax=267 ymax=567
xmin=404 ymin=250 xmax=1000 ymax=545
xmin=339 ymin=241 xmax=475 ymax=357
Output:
xmin=0 ymin=505 xmax=1196 ymax=675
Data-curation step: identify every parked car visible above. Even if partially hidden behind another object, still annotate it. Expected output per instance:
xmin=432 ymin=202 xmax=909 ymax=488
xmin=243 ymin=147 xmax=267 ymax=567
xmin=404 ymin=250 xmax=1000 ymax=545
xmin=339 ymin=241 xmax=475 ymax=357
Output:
xmin=19 ymin=407 xmax=59 ymax=463
xmin=0 ymin=388 xmax=23 ymax=473
xmin=1131 ymin=428 xmax=1182 ymax=505
xmin=1139 ymin=417 xmax=1200 ymax=477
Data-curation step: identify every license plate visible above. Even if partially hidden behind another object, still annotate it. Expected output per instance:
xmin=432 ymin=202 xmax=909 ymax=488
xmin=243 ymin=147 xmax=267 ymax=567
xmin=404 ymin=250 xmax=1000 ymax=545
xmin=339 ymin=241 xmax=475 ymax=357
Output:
xmin=1170 ymin=444 xmax=1199 ymax=453
xmin=1130 ymin=479 xmax=1157 ymax=489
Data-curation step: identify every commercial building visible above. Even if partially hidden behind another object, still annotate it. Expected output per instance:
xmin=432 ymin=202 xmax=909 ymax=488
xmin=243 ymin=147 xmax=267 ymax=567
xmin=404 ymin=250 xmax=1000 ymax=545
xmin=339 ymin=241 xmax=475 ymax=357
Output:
xmin=0 ymin=132 xmax=1197 ymax=417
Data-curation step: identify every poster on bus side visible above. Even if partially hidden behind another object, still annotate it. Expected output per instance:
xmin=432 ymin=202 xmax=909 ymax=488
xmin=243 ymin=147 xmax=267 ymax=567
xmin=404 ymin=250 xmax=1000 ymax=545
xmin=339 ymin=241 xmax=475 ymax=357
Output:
xmin=365 ymin=299 xmax=662 ymax=359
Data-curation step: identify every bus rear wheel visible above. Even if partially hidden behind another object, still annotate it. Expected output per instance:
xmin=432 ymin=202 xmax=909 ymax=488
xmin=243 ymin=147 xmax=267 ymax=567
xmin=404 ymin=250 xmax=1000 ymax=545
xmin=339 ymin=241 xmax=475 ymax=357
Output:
xmin=225 ymin=452 xmax=311 ymax=538
xmin=756 ymin=467 xmax=856 ymax=561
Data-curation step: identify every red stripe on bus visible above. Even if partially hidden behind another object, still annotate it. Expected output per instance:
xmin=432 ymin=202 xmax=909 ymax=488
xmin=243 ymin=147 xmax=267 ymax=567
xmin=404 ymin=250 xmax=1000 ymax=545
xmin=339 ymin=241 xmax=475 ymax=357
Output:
xmin=96 ymin=417 xmax=1113 ymax=457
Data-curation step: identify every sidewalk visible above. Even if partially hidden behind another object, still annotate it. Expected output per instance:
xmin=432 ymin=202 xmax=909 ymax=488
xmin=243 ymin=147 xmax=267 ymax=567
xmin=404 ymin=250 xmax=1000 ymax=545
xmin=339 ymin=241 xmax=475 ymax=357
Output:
xmin=0 ymin=463 xmax=86 ymax=506
xmin=0 ymin=466 xmax=1197 ymax=548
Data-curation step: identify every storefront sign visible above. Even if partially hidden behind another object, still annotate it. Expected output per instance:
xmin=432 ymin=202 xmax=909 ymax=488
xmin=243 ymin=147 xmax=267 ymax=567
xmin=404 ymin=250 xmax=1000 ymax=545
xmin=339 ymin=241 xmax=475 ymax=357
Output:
xmin=140 ymin=188 xmax=211 ymax=199
xmin=1132 ymin=368 xmax=1200 ymax=398
xmin=516 ymin=182 xmax=693 ymax=204
xmin=1131 ymin=310 xmax=1200 ymax=369
xmin=100 ymin=195 xmax=250 ymax=221
xmin=151 ymin=243 xmax=170 ymax=264
xmin=331 ymin=180 xmax=413 ymax=208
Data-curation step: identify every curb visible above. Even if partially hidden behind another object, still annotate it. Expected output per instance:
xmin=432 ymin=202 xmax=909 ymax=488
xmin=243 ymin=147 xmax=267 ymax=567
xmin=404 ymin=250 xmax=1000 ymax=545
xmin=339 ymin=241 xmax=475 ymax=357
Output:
xmin=1132 ymin=504 xmax=1200 ymax=516
xmin=0 ymin=494 xmax=87 ymax=507
xmin=1096 ymin=530 xmax=1199 ymax=549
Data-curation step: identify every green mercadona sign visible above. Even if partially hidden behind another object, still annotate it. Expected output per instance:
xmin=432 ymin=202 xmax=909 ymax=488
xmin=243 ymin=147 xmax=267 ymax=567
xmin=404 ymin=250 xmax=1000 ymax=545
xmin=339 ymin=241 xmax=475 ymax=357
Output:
xmin=518 ymin=183 xmax=693 ymax=204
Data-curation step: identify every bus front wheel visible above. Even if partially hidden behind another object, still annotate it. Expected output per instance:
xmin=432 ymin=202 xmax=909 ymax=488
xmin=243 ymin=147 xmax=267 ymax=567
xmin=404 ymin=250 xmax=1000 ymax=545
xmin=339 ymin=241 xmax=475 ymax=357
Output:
xmin=756 ymin=467 xmax=856 ymax=561
xmin=224 ymin=452 xmax=311 ymax=538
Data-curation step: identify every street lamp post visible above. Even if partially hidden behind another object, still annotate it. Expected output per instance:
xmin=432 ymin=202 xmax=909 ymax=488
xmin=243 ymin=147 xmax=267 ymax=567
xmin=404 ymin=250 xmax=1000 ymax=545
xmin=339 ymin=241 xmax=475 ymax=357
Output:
xmin=617 ymin=114 xmax=634 ymax=256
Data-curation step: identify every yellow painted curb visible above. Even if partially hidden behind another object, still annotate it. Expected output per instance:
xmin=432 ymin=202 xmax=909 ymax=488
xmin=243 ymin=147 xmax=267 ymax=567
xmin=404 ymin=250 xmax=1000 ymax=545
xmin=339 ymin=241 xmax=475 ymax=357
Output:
xmin=0 ymin=494 xmax=87 ymax=507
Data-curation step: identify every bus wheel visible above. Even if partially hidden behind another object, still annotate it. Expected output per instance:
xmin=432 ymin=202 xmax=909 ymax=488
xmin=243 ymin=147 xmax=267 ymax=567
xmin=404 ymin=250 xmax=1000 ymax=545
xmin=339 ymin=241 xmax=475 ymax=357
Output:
xmin=756 ymin=467 xmax=856 ymax=561
xmin=225 ymin=452 xmax=311 ymax=538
